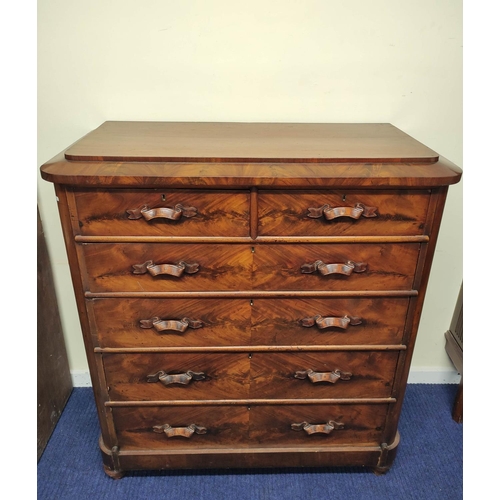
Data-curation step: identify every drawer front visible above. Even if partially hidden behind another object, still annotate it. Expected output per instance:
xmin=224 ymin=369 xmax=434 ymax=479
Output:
xmin=251 ymin=297 xmax=409 ymax=346
xmin=83 ymin=243 xmax=418 ymax=292
xmin=252 ymin=243 xmax=420 ymax=291
xmin=249 ymin=351 xmax=398 ymax=399
xmin=91 ymin=297 xmax=409 ymax=348
xmin=104 ymin=351 xmax=398 ymax=401
xmin=83 ymin=243 xmax=253 ymax=292
xmin=91 ymin=298 xmax=252 ymax=348
xmin=258 ymin=190 xmax=429 ymax=236
xmin=112 ymin=403 xmax=389 ymax=450
xmin=73 ymin=189 xmax=250 ymax=237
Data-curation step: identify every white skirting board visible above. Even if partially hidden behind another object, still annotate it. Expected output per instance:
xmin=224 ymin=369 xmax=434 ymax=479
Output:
xmin=70 ymin=368 xmax=462 ymax=388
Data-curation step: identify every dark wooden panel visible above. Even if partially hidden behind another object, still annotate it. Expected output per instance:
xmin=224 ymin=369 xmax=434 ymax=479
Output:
xmin=64 ymin=122 xmax=439 ymax=163
xmin=104 ymin=353 xmax=250 ymax=401
xmin=103 ymin=351 xmax=398 ymax=401
xmin=249 ymin=351 xmax=399 ymax=399
xmin=83 ymin=242 xmax=419 ymax=293
xmin=253 ymin=243 xmax=420 ymax=291
xmin=111 ymin=402 xmax=389 ymax=451
xmin=258 ymin=190 xmax=429 ymax=236
xmin=249 ymin=403 xmax=389 ymax=447
xmin=73 ymin=188 xmax=250 ymax=237
xmin=112 ymin=405 xmax=250 ymax=450
xmin=42 ymin=154 xmax=462 ymax=189
xmin=91 ymin=298 xmax=252 ymax=348
xmin=37 ymin=207 xmax=73 ymax=461
xmin=251 ymin=297 xmax=409 ymax=346
xmin=83 ymin=243 xmax=253 ymax=292
xmin=90 ymin=296 xmax=409 ymax=348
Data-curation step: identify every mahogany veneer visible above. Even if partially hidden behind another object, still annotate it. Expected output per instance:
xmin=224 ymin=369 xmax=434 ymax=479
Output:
xmin=40 ymin=121 xmax=461 ymax=477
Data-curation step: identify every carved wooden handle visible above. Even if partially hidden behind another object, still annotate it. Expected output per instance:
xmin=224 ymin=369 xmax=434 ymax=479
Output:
xmin=294 ymin=369 xmax=352 ymax=384
xmin=300 ymin=260 xmax=367 ymax=276
xmin=127 ymin=204 xmax=197 ymax=221
xmin=307 ymin=203 xmax=377 ymax=220
xmin=132 ymin=260 xmax=199 ymax=277
xmin=301 ymin=314 xmax=362 ymax=330
xmin=147 ymin=370 xmax=206 ymax=386
xmin=140 ymin=317 xmax=203 ymax=333
xmin=291 ymin=420 xmax=344 ymax=435
xmin=153 ymin=423 xmax=207 ymax=438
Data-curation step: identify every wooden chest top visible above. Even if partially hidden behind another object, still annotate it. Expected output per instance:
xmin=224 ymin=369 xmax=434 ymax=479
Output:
xmin=40 ymin=122 xmax=461 ymax=188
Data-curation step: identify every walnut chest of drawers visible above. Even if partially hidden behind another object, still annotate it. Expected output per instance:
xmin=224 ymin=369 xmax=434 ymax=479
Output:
xmin=40 ymin=121 xmax=462 ymax=478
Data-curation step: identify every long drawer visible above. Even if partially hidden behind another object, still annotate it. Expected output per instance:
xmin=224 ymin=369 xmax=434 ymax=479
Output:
xmin=73 ymin=188 xmax=251 ymax=237
xmin=82 ymin=243 xmax=420 ymax=292
xmin=112 ymin=403 xmax=391 ymax=450
xmin=258 ymin=190 xmax=430 ymax=236
xmin=91 ymin=297 xmax=410 ymax=348
xmin=103 ymin=351 xmax=399 ymax=401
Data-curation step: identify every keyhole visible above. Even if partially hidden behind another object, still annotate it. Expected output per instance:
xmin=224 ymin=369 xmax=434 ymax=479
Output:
xmin=342 ymin=194 xmax=347 ymax=202
xmin=161 ymin=194 xmax=166 ymax=201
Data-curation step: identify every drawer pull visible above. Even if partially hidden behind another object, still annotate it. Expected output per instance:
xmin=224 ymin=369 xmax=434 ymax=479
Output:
xmin=301 ymin=314 xmax=362 ymax=330
xmin=307 ymin=203 xmax=377 ymax=220
xmin=127 ymin=204 xmax=197 ymax=221
xmin=140 ymin=317 xmax=203 ymax=333
xmin=132 ymin=260 xmax=200 ymax=277
xmin=153 ymin=423 xmax=207 ymax=438
xmin=147 ymin=370 xmax=206 ymax=386
xmin=300 ymin=260 xmax=367 ymax=276
xmin=294 ymin=369 xmax=352 ymax=384
xmin=291 ymin=420 xmax=344 ymax=435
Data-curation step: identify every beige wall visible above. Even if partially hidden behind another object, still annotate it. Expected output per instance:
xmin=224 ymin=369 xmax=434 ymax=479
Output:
xmin=37 ymin=0 xmax=462 ymax=383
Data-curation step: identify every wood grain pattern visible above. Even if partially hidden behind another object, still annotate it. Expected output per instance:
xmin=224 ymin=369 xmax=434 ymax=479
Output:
xmin=64 ymin=122 xmax=439 ymax=163
xmin=82 ymin=242 xmax=419 ymax=293
xmin=248 ymin=404 xmax=389 ymax=447
xmin=258 ymin=190 xmax=429 ymax=236
xmin=39 ymin=122 xmax=462 ymax=476
xmin=249 ymin=351 xmax=399 ymax=399
xmin=73 ymin=188 xmax=250 ymax=237
xmin=104 ymin=352 xmax=249 ymax=401
xmin=252 ymin=243 xmax=420 ymax=291
xmin=112 ymin=405 xmax=250 ymax=450
xmin=91 ymin=298 xmax=251 ymax=348
xmin=42 ymin=153 xmax=461 ymax=189
xmin=250 ymin=297 xmax=410 ymax=346
xmin=111 ymin=403 xmax=390 ymax=451
xmin=103 ymin=351 xmax=398 ymax=401
xmin=90 ymin=296 xmax=409 ymax=348
xmin=83 ymin=243 xmax=253 ymax=292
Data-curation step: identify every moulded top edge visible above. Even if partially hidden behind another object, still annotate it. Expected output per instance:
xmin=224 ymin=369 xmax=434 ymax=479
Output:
xmin=63 ymin=121 xmax=440 ymax=164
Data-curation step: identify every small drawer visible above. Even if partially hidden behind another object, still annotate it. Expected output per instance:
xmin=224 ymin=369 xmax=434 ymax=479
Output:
xmin=72 ymin=188 xmax=250 ymax=237
xmin=91 ymin=298 xmax=252 ymax=348
xmin=82 ymin=243 xmax=253 ymax=292
xmin=258 ymin=190 xmax=429 ymax=237
xmin=112 ymin=403 xmax=389 ymax=450
xmin=252 ymin=243 xmax=420 ymax=291
xmin=249 ymin=351 xmax=398 ymax=399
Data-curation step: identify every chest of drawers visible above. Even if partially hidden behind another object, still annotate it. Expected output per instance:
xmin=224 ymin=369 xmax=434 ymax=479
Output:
xmin=40 ymin=121 xmax=461 ymax=478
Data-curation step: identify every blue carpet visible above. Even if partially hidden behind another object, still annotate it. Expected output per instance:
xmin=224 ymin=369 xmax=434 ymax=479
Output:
xmin=37 ymin=385 xmax=462 ymax=500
